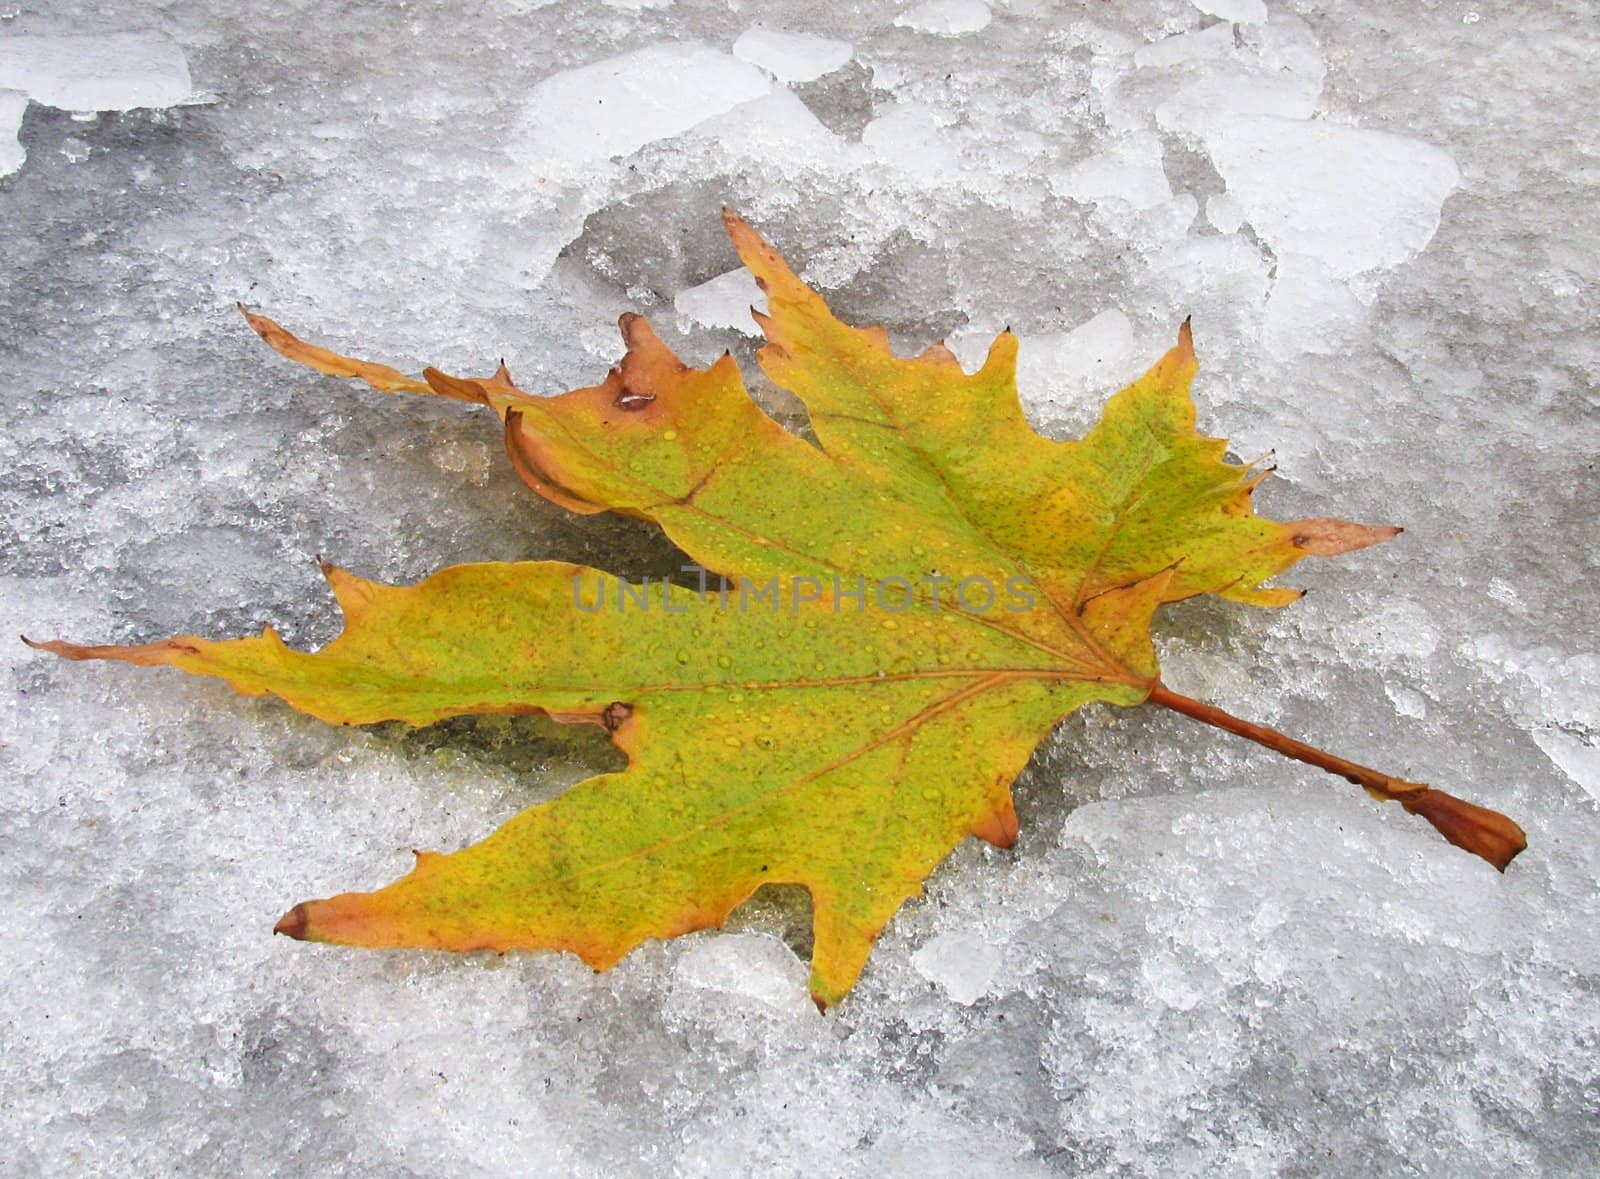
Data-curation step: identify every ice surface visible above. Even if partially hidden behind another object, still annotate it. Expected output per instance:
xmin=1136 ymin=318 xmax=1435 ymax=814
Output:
xmin=0 ymin=32 xmax=191 ymax=111
xmin=1051 ymin=130 xmax=1173 ymax=212
xmin=517 ymin=43 xmax=773 ymax=180
xmin=0 ymin=89 xmax=24 ymax=175
xmin=673 ymin=266 xmax=768 ymax=333
xmin=911 ymin=932 xmax=1002 ymax=1005
xmin=733 ymin=27 xmax=854 ymax=83
xmin=0 ymin=31 xmax=191 ymax=176
xmin=4 ymin=0 xmax=1599 ymax=1175
xmin=1200 ymin=116 xmax=1461 ymax=277
xmin=951 ymin=309 xmax=1142 ymax=433
xmin=1191 ymin=0 xmax=1267 ymax=24
xmin=894 ymin=1 xmax=993 ymax=37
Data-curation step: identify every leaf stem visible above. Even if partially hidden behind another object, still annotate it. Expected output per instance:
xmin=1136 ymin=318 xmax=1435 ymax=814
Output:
xmin=1146 ymin=682 xmax=1527 ymax=871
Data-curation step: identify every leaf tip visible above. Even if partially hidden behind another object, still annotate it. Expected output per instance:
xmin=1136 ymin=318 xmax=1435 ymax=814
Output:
xmin=970 ymin=797 xmax=1020 ymax=849
xmin=274 ymin=903 xmax=312 ymax=940
xmin=1176 ymin=316 xmax=1195 ymax=363
xmin=21 ymin=635 xmax=92 ymax=660
xmin=721 ymin=206 xmax=764 ymax=258
xmin=1290 ymin=519 xmax=1402 ymax=557
xmin=237 ymin=302 xmax=273 ymax=338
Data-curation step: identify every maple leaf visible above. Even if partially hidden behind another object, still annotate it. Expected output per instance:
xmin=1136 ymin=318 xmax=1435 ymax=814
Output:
xmin=27 ymin=211 xmax=1527 ymax=1010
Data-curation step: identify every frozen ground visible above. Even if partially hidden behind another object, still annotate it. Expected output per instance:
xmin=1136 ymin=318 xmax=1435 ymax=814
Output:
xmin=3 ymin=1 xmax=1598 ymax=1174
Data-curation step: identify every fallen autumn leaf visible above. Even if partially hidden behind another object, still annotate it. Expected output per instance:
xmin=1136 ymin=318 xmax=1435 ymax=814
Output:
xmin=26 ymin=210 xmax=1526 ymax=1009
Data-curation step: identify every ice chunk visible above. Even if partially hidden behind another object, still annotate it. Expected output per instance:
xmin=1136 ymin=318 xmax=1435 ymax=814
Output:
xmin=0 ymin=90 xmax=24 ymax=177
xmin=1194 ymin=0 xmax=1268 ymax=22
xmin=686 ymin=88 xmax=846 ymax=167
xmin=674 ymin=267 xmax=768 ymax=333
xmin=1158 ymin=72 xmax=1319 ymax=128
xmin=1111 ymin=13 xmax=1325 ymax=135
xmin=732 ymin=27 xmax=853 ymax=83
xmin=1470 ymin=637 xmax=1600 ymax=804
xmin=1199 ymin=115 xmax=1460 ymax=277
xmin=1146 ymin=235 xmax=1275 ymax=347
xmin=860 ymin=101 xmax=962 ymax=185
xmin=1262 ymin=253 xmax=1370 ymax=358
xmin=1013 ymin=310 xmax=1138 ymax=423
xmin=1134 ymin=22 xmax=1236 ymax=70
xmin=911 ymin=932 xmax=1001 ymax=1005
xmin=0 ymin=32 xmax=191 ymax=112
xmin=1206 ymin=191 xmax=1244 ymax=233
xmin=1532 ymin=728 xmax=1600 ymax=804
xmin=953 ymin=310 xmax=1145 ymax=425
xmin=516 ymin=43 xmax=771 ymax=179
xmin=673 ymin=933 xmax=809 ymax=1009
xmin=1052 ymin=131 xmax=1173 ymax=212
xmin=893 ymin=0 xmax=993 ymax=37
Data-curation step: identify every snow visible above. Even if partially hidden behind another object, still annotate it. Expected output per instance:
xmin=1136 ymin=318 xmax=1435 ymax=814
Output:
xmin=5 ymin=1 xmax=1599 ymax=1175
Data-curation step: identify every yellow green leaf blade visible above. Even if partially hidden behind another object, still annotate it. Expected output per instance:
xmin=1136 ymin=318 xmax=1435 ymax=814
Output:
xmin=31 ymin=561 xmax=1132 ymax=726
xmin=34 ymin=555 xmax=1149 ymax=1007
xmin=724 ymin=213 xmax=1398 ymax=614
xmin=274 ymin=674 xmax=1117 ymax=1008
